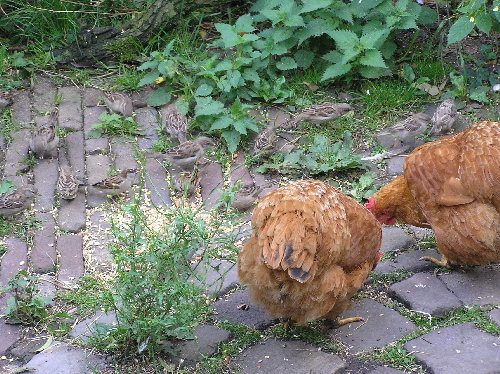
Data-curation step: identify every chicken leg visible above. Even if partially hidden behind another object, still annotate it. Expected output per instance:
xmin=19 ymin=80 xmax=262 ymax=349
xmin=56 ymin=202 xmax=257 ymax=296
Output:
xmin=419 ymin=254 xmax=451 ymax=268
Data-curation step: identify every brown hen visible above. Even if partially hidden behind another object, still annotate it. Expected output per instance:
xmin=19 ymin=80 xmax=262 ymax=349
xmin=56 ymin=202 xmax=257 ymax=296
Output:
xmin=238 ymin=180 xmax=382 ymax=327
xmin=366 ymin=121 xmax=500 ymax=268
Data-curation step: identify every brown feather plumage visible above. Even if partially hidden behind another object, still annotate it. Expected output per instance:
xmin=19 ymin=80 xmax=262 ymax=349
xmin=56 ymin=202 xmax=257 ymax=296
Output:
xmin=367 ymin=121 xmax=500 ymax=267
xmin=238 ymin=180 xmax=382 ymax=325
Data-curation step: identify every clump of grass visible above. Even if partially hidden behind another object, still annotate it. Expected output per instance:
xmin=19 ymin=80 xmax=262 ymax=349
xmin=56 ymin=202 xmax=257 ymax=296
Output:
xmin=87 ymin=112 xmax=144 ymax=138
xmin=370 ymin=269 xmax=413 ymax=288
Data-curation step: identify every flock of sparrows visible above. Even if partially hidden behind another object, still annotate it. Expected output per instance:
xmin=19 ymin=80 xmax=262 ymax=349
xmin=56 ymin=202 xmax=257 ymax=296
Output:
xmin=375 ymin=98 xmax=458 ymax=149
xmin=0 ymin=89 xmax=462 ymax=217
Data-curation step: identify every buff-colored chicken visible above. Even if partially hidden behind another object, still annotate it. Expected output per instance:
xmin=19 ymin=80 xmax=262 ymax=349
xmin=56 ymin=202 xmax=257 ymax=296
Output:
xmin=238 ymin=180 xmax=382 ymax=327
xmin=366 ymin=121 xmax=500 ymax=268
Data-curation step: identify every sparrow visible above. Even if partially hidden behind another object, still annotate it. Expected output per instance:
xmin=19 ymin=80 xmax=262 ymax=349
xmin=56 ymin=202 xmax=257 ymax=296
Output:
xmin=161 ymin=136 xmax=215 ymax=171
xmin=430 ymin=99 xmax=457 ymax=135
xmin=57 ymin=164 xmax=82 ymax=200
xmin=253 ymin=124 xmax=277 ymax=158
xmin=103 ymin=92 xmax=133 ymax=117
xmin=280 ymin=102 xmax=353 ymax=130
xmin=29 ymin=109 xmax=59 ymax=159
xmin=92 ymin=168 xmax=139 ymax=196
xmin=173 ymin=170 xmax=201 ymax=195
xmin=376 ymin=112 xmax=431 ymax=148
xmin=161 ymin=103 xmax=188 ymax=143
xmin=0 ymin=185 xmax=38 ymax=217
xmin=230 ymin=184 xmax=263 ymax=212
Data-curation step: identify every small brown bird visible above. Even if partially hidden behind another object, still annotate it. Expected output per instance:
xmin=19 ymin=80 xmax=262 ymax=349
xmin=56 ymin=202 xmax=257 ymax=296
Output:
xmin=0 ymin=185 xmax=38 ymax=217
xmin=103 ymin=92 xmax=133 ymax=117
xmin=161 ymin=103 xmax=188 ymax=143
xmin=29 ymin=109 xmax=59 ymax=159
xmin=173 ymin=170 xmax=201 ymax=195
xmin=92 ymin=168 xmax=139 ymax=196
xmin=281 ymin=102 xmax=353 ymax=130
xmin=57 ymin=164 xmax=81 ymax=200
xmin=253 ymin=124 xmax=277 ymax=158
xmin=230 ymin=184 xmax=263 ymax=212
xmin=376 ymin=112 xmax=431 ymax=149
xmin=430 ymin=99 xmax=457 ymax=135
xmin=161 ymin=137 xmax=215 ymax=171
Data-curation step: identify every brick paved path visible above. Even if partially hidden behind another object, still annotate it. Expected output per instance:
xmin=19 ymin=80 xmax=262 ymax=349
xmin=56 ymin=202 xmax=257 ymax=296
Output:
xmin=1 ymin=76 xmax=500 ymax=374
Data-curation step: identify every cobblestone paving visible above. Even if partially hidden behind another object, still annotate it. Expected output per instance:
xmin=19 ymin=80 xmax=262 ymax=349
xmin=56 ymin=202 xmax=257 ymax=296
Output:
xmin=0 ymin=76 xmax=499 ymax=374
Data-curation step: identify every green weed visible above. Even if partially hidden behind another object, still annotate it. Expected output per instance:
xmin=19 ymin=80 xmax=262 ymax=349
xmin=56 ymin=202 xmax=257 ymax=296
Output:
xmin=87 ymin=112 xmax=144 ymax=139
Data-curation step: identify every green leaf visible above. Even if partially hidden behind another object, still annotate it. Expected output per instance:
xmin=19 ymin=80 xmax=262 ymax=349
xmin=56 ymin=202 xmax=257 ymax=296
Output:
xmin=137 ymin=60 xmax=159 ymax=71
xmin=0 ymin=179 xmax=14 ymax=194
xmin=321 ymin=63 xmax=352 ymax=81
xmin=221 ymin=130 xmax=241 ymax=153
xmin=359 ymin=66 xmax=391 ymax=79
xmin=194 ymin=97 xmax=225 ymax=117
xmin=360 ymin=29 xmax=388 ymax=49
xmin=294 ymin=50 xmax=314 ymax=68
xmin=469 ymin=86 xmax=490 ymax=103
xmin=475 ymin=13 xmax=493 ymax=34
xmin=272 ymin=27 xmax=294 ymax=43
xmin=138 ymin=71 xmax=160 ymax=87
xmin=284 ymin=14 xmax=305 ymax=28
xmin=215 ymin=23 xmax=240 ymax=48
xmin=146 ymin=87 xmax=172 ymax=107
xmin=210 ymin=116 xmax=232 ymax=131
xmin=276 ymin=56 xmax=297 ymax=70
xmin=86 ymin=128 xmax=103 ymax=139
xmin=359 ymin=49 xmax=387 ymax=68
xmin=300 ymin=0 xmax=333 ymax=14
xmin=233 ymin=119 xmax=249 ymax=135
xmin=328 ymin=30 xmax=359 ymax=51
xmin=447 ymin=16 xmax=475 ymax=45
xmin=235 ymin=14 xmax=256 ymax=33
xmin=195 ymin=84 xmax=214 ymax=97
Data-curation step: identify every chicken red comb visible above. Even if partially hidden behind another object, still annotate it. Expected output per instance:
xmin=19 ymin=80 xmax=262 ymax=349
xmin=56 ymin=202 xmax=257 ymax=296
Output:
xmin=365 ymin=197 xmax=375 ymax=213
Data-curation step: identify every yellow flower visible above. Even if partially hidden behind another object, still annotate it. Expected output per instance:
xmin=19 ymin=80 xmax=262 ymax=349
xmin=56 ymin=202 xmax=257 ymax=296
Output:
xmin=155 ymin=76 xmax=166 ymax=84
xmin=470 ymin=17 xmax=475 ymax=23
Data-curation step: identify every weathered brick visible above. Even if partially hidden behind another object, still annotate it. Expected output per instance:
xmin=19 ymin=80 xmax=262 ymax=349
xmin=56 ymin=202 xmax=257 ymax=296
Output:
xmin=83 ymin=105 xmax=107 ymax=137
xmin=58 ymin=192 xmax=86 ymax=232
xmin=135 ymin=107 xmax=159 ymax=151
xmin=229 ymin=153 xmax=254 ymax=186
xmin=0 ymin=238 xmax=28 ymax=287
xmin=58 ymin=87 xmax=83 ymax=131
xmin=31 ymin=212 xmax=57 ymax=273
xmin=10 ymin=90 xmax=31 ymax=128
xmin=85 ymin=153 xmax=111 ymax=208
xmin=63 ymin=131 xmax=85 ymax=178
xmin=200 ymin=161 xmax=224 ymax=209
xmin=110 ymin=138 xmax=139 ymax=171
xmin=144 ymin=157 xmax=171 ymax=207
xmin=83 ymin=87 xmax=103 ymax=108
xmin=4 ymin=129 xmax=31 ymax=177
xmin=33 ymin=158 xmax=58 ymax=212
xmin=57 ymin=234 xmax=84 ymax=283
xmin=86 ymin=211 xmax=114 ymax=273
xmin=32 ymin=77 xmax=56 ymax=113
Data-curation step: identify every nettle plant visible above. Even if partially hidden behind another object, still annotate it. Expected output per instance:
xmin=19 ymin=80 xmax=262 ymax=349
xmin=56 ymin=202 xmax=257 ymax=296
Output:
xmin=138 ymin=0 xmax=436 ymax=152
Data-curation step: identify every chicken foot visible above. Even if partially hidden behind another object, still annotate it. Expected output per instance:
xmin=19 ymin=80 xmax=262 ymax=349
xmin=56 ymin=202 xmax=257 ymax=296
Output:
xmin=322 ymin=316 xmax=364 ymax=332
xmin=419 ymin=254 xmax=451 ymax=269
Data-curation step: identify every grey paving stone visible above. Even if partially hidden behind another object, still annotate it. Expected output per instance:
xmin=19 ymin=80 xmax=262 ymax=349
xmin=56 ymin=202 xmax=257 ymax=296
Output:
xmin=83 ymin=105 xmax=107 ymax=137
xmin=83 ymin=87 xmax=102 ymax=108
xmin=24 ymin=341 xmax=109 ymax=374
xmin=32 ymin=77 xmax=56 ymax=113
xmin=85 ymin=211 xmax=114 ymax=273
xmin=135 ymin=107 xmax=159 ymax=151
xmin=10 ymin=90 xmax=31 ymax=128
xmin=0 ymin=320 xmax=20 ymax=356
xmin=200 ymin=161 xmax=223 ymax=209
xmin=374 ymin=248 xmax=440 ymax=274
xmin=171 ymin=324 xmax=232 ymax=365
xmin=33 ymin=158 xmax=58 ymax=212
xmin=31 ymin=212 xmax=57 ymax=274
xmin=489 ymin=308 xmax=500 ymax=327
xmin=367 ymin=367 xmax=406 ymax=374
xmin=69 ymin=311 xmax=117 ymax=343
xmin=404 ymin=323 xmax=500 ymax=374
xmin=58 ymin=193 xmax=86 ymax=232
xmin=230 ymin=153 xmax=254 ymax=187
xmin=85 ymin=137 xmax=109 ymax=155
xmin=143 ymin=157 xmax=171 ymax=207
xmin=235 ymin=338 xmax=346 ymax=374
xmin=439 ymin=264 xmax=500 ymax=306
xmin=380 ymin=227 xmax=415 ymax=253
xmin=9 ymin=335 xmax=52 ymax=362
xmin=4 ymin=128 xmax=31 ymax=177
xmin=0 ymin=238 xmax=28 ymax=288
xmin=212 ymin=289 xmax=272 ymax=330
xmin=64 ymin=131 xmax=85 ymax=178
xmin=85 ymin=153 xmax=111 ymax=207
xmin=58 ymin=86 xmax=83 ymax=131
xmin=57 ymin=234 xmax=84 ymax=284
xmin=110 ymin=138 xmax=139 ymax=171
xmin=388 ymin=273 xmax=462 ymax=317
xmin=330 ymin=298 xmax=416 ymax=354
xmin=192 ymin=259 xmax=239 ymax=297
xmin=386 ymin=157 xmax=404 ymax=176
